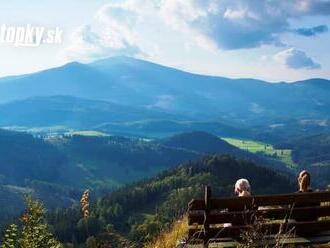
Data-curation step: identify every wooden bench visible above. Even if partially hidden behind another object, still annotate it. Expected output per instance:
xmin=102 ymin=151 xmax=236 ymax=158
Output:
xmin=187 ymin=186 xmax=330 ymax=247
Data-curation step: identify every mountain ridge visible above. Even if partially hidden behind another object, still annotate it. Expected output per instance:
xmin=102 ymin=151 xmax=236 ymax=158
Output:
xmin=1 ymin=56 xmax=329 ymax=84
xmin=0 ymin=56 xmax=330 ymax=127
xmin=0 ymin=95 xmax=180 ymax=128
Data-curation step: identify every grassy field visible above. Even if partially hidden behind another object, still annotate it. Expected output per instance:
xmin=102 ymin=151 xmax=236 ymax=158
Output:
xmin=222 ymin=137 xmax=297 ymax=168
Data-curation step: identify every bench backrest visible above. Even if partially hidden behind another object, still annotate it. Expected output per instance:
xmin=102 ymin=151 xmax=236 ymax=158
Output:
xmin=188 ymin=186 xmax=330 ymax=242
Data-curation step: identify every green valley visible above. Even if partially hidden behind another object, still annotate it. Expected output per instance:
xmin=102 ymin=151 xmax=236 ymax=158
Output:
xmin=223 ymin=137 xmax=297 ymax=169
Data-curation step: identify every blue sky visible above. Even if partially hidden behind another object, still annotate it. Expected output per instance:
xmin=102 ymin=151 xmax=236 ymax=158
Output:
xmin=0 ymin=0 xmax=329 ymax=82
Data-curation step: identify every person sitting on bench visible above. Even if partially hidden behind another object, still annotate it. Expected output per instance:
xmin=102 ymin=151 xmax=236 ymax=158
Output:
xmin=294 ymin=170 xmax=318 ymax=222
xmin=297 ymin=170 xmax=313 ymax=193
xmin=235 ymin=178 xmax=251 ymax=197
xmin=223 ymin=179 xmax=252 ymax=227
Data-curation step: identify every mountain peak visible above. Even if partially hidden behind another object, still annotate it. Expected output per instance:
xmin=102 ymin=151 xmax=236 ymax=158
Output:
xmin=89 ymin=56 xmax=149 ymax=67
xmin=88 ymin=56 xmax=182 ymax=75
xmin=63 ymin=61 xmax=84 ymax=67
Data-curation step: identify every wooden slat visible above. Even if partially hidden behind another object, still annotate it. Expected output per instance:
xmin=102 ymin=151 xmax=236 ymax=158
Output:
xmin=188 ymin=220 xmax=330 ymax=239
xmin=204 ymin=235 xmax=330 ymax=247
xmin=189 ymin=191 xmax=330 ymax=211
xmin=203 ymin=186 xmax=212 ymax=244
xmin=188 ymin=206 xmax=330 ymax=225
xmin=208 ymin=240 xmax=239 ymax=247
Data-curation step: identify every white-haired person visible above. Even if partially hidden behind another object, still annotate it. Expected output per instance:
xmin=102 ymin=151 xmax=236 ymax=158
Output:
xmin=223 ymin=179 xmax=252 ymax=227
xmin=235 ymin=178 xmax=251 ymax=197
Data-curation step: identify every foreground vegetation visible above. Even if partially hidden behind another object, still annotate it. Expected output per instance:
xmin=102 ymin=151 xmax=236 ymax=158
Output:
xmin=0 ymin=197 xmax=61 ymax=248
xmin=144 ymin=217 xmax=188 ymax=248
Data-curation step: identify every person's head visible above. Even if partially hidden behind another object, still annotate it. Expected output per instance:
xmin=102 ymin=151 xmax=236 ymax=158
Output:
xmin=298 ymin=170 xmax=311 ymax=192
xmin=235 ymin=178 xmax=251 ymax=197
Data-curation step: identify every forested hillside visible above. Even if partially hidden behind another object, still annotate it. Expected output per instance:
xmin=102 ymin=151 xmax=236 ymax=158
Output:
xmin=96 ymin=119 xmax=249 ymax=139
xmin=54 ymin=134 xmax=200 ymax=185
xmin=291 ymin=133 xmax=330 ymax=165
xmin=0 ymin=129 xmax=198 ymax=229
xmin=0 ymin=95 xmax=178 ymax=128
xmin=158 ymin=131 xmax=291 ymax=173
xmin=0 ymin=129 xmax=66 ymax=184
xmin=0 ymin=129 xmax=290 ymax=197
xmin=2 ymin=129 xmax=290 ymax=232
xmin=160 ymin=131 xmax=237 ymax=153
xmin=47 ymin=155 xmax=295 ymax=247
xmin=284 ymin=133 xmax=330 ymax=187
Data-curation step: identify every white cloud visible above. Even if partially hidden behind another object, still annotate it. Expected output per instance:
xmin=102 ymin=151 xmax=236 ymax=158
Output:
xmin=64 ymin=0 xmax=146 ymax=61
xmin=224 ymin=8 xmax=252 ymax=20
xmin=95 ymin=2 xmax=139 ymax=46
xmin=64 ymin=0 xmax=330 ymax=63
xmin=274 ymin=48 xmax=321 ymax=70
xmin=64 ymin=24 xmax=140 ymax=62
xmin=159 ymin=0 xmax=330 ymax=50
xmin=64 ymin=0 xmax=165 ymax=62
xmin=292 ymin=0 xmax=330 ymax=16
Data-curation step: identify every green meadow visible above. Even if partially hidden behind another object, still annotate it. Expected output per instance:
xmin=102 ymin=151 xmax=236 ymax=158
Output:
xmin=222 ymin=137 xmax=297 ymax=168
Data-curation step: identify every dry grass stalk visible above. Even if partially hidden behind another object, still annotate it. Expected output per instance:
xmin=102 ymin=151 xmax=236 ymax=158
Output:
xmin=80 ymin=189 xmax=90 ymax=219
xmin=144 ymin=217 xmax=188 ymax=248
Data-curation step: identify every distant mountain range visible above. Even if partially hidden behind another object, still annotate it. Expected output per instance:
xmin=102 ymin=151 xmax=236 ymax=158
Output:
xmin=0 ymin=56 xmax=329 ymax=125
xmin=0 ymin=95 xmax=250 ymax=138
xmin=0 ymin=95 xmax=178 ymax=128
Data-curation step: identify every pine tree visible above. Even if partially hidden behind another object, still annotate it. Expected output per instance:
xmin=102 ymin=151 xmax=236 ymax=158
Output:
xmin=18 ymin=196 xmax=62 ymax=248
